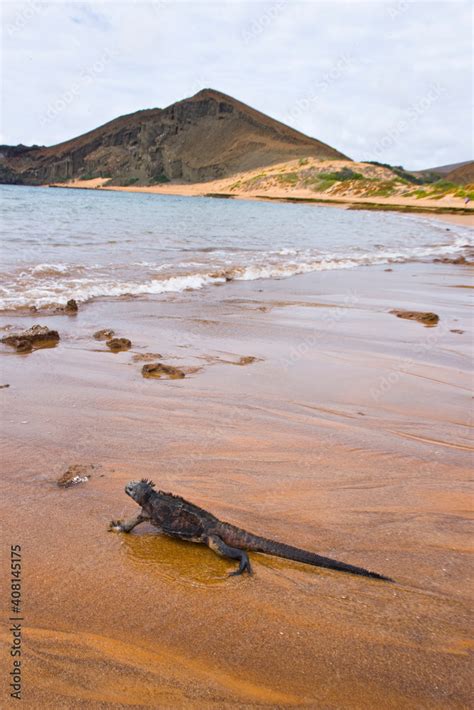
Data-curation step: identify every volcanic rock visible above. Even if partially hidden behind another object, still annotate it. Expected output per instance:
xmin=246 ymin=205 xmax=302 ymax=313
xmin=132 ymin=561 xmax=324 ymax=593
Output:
xmin=57 ymin=463 xmax=94 ymax=488
xmin=1 ymin=325 xmax=60 ymax=352
xmin=106 ymin=337 xmax=131 ymax=351
xmin=433 ymin=256 xmax=468 ymax=265
xmin=142 ymin=363 xmax=185 ymax=379
xmin=94 ymin=328 xmax=115 ymax=340
xmin=390 ymin=310 xmax=439 ymax=326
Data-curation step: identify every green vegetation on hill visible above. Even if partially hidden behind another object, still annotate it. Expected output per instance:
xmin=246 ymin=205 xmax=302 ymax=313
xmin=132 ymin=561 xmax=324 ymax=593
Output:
xmin=227 ymin=158 xmax=473 ymax=203
xmin=150 ymin=173 xmax=170 ymax=184
xmin=115 ymin=176 xmax=140 ymax=186
xmin=365 ymin=161 xmax=442 ymax=185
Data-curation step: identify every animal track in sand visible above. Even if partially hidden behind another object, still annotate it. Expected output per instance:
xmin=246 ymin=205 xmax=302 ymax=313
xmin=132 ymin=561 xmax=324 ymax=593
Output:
xmin=131 ymin=352 xmax=164 ymax=362
xmin=197 ymin=354 xmax=263 ymax=367
xmin=223 ymin=298 xmax=347 ymax=313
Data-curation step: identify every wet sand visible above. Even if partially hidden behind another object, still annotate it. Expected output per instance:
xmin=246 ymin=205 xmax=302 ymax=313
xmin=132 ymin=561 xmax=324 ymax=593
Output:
xmin=0 ymin=263 xmax=473 ymax=708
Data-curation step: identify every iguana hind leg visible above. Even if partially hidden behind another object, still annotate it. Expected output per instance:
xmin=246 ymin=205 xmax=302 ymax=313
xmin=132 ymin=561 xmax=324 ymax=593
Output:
xmin=207 ymin=534 xmax=253 ymax=576
xmin=108 ymin=512 xmax=149 ymax=533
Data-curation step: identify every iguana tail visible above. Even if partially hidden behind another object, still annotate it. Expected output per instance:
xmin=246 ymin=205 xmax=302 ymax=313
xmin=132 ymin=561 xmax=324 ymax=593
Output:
xmin=222 ymin=526 xmax=392 ymax=581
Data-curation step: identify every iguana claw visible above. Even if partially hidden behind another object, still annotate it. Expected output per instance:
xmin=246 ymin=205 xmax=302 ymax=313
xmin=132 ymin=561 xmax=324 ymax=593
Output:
xmin=108 ymin=519 xmax=123 ymax=531
xmin=228 ymin=555 xmax=253 ymax=576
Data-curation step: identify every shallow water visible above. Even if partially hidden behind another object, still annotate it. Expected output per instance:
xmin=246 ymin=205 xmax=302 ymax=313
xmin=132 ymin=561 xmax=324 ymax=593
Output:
xmin=0 ymin=185 xmax=471 ymax=309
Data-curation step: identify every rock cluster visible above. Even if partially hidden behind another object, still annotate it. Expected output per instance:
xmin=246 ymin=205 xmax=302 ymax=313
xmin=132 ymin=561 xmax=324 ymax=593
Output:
xmin=1 ymin=325 xmax=60 ymax=352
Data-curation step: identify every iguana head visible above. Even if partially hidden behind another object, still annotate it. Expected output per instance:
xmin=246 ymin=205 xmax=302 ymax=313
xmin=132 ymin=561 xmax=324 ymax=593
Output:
xmin=125 ymin=479 xmax=155 ymax=505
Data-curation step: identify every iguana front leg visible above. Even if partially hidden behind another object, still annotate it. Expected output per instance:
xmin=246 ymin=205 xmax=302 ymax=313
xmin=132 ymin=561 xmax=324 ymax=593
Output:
xmin=207 ymin=534 xmax=253 ymax=576
xmin=108 ymin=511 xmax=150 ymax=533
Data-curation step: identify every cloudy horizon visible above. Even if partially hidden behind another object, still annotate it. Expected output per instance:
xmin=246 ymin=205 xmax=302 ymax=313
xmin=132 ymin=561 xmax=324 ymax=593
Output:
xmin=1 ymin=0 xmax=472 ymax=170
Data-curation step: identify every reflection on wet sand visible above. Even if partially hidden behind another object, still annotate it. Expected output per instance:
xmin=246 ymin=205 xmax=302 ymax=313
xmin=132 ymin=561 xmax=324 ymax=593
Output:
xmin=120 ymin=531 xmax=231 ymax=588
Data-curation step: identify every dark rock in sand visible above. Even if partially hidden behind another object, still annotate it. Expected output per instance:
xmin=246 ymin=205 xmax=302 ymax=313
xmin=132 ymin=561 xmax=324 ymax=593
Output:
xmin=433 ymin=256 xmax=468 ymax=265
xmin=94 ymin=328 xmax=115 ymax=340
xmin=450 ymin=329 xmax=464 ymax=334
xmin=238 ymin=356 xmax=258 ymax=365
xmin=57 ymin=463 xmax=94 ymax=488
xmin=390 ymin=310 xmax=439 ymax=326
xmin=106 ymin=337 xmax=131 ymax=351
xmin=53 ymin=299 xmax=78 ymax=315
xmin=1 ymin=325 xmax=60 ymax=352
xmin=0 ymin=384 xmax=10 ymax=389
xmin=142 ymin=363 xmax=185 ymax=379
xmin=65 ymin=299 xmax=78 ymax=313
xmin=384 ymin=268 xmax=393 ymax=272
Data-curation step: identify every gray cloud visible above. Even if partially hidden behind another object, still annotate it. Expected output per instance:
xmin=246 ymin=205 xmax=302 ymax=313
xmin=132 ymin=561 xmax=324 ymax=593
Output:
xmin=1 ymin=0 xmax=472 ymax=169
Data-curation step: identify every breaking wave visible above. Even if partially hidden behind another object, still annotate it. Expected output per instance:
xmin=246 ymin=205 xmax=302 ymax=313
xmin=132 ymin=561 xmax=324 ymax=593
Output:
xmin=0 ymin=236 xmax=471 ymax=311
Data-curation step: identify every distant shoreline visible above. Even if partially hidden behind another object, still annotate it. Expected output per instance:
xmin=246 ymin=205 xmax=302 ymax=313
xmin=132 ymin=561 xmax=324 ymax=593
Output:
xmin=44 ymin=178 xmax=474 ymax=227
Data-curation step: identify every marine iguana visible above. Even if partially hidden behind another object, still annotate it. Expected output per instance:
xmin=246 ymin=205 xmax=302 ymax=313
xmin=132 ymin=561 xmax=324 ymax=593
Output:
xmin=109 ymin=479 xmax=392 ymax=581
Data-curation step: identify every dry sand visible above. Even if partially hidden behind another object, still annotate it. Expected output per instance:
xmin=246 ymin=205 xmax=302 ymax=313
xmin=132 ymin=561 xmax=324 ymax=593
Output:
xmin=0 ymin=261 xmax=473 ymax=708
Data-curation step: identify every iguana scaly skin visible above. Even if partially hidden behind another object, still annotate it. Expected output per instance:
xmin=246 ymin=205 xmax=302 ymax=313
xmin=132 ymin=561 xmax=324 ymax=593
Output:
xmin=109 ymin=479 xmax=393 ymax=581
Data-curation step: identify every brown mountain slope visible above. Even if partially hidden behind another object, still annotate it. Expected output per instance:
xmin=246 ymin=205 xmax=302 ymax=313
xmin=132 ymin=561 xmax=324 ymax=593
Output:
xmin=0 ymin=89 xmax=348 ymax=185
xmin=445 ymin=161 xmax=474 ymax=185
xmin=413 ymin=160 xmax=474 ymax=184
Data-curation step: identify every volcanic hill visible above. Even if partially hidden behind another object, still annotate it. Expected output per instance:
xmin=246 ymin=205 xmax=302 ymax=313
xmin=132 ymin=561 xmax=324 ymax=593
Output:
xmin=0 ymin=89 xmax=349 ymax=186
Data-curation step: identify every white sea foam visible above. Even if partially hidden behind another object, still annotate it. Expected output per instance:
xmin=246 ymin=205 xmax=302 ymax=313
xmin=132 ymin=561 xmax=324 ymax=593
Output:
xmin=31 ymin=263 xmax=77 ymax=276
xmin=0 ymin=238 xmax=471 ymax=311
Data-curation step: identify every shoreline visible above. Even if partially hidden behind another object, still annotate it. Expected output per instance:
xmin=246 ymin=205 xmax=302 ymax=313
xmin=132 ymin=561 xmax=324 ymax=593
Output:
xmin=2 ymin=182 xmax=472 ymax=318
xmin=1 ymin=262 xmax=472 ymax=708
xmin=40 ymin=159 xmax=474 ymax=227
xmin=45 ymin=180 xmax=474 ymax=226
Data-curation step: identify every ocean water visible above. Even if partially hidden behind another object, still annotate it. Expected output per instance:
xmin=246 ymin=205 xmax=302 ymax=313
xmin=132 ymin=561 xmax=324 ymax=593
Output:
xmin=0 ymin=185 xmax=472 ymax=310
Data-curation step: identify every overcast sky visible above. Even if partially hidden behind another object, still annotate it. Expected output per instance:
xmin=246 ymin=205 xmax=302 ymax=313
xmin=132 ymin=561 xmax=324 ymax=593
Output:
xmin=1 ymin=0 xmax=472 ymax=169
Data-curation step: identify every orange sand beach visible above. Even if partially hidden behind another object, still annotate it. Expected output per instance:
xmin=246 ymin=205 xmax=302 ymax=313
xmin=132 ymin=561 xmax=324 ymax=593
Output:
xmin=0 ymin=258 xmax=473 ymax=708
